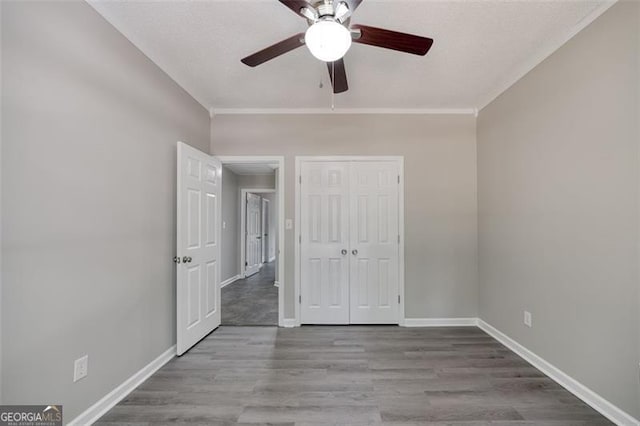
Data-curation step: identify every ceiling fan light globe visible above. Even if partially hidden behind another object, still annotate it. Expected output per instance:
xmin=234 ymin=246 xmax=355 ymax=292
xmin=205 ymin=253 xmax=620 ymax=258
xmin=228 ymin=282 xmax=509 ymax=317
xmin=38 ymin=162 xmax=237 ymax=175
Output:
xmin=305 ymin=20 xmax=352 ymax=62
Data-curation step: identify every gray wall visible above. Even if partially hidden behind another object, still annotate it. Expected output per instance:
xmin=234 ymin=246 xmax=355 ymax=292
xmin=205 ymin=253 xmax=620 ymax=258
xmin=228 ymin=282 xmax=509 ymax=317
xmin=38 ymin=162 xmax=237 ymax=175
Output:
xmin=237 ymin=173 xmax=276 ymax=189
xmin=221 ymin=166 xmax=240 ymax=282
xmin=211 ymin=114 xmax=478 ymax=319
xmin=1 ymin=1 xmax=209 ymax=420
xmin=477 ymin=1 xmax=639 ymax=418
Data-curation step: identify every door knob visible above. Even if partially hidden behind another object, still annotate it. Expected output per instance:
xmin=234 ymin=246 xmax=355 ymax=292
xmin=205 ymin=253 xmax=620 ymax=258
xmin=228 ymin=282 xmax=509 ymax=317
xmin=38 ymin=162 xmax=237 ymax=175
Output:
xmin=352 ymin=249 xmax=358 ymax=255
xmin=187 ymin=257 xmax=192 ymax=263
xmin=341 ymin=249 xmax=348 ymax=255
xmin=173 ymin=256 xmax=181 ymax=264
xmin=183 ymin=256 xmax=191 ymax=263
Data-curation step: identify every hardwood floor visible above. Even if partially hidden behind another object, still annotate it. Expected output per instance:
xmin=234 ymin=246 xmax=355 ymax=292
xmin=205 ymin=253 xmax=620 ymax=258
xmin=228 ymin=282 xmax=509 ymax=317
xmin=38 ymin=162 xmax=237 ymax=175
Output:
xmin=96 ymin=326 xmax=612 ymax=425
xmin=222 ymin=262 xmax=277 ymax=326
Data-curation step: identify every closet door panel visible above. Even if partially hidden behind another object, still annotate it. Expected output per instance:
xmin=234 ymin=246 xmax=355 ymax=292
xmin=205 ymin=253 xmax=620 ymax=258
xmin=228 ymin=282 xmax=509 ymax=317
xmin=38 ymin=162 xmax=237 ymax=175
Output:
xmin=349 ymin=161 xmax=400 ymax=324
xmin=300 ymin=162 xmax=350 ymax=324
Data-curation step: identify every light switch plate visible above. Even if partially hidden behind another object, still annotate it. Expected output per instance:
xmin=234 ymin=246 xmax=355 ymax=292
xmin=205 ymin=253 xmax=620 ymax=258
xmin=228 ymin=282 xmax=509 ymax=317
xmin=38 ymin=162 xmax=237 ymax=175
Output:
xmin=74 ymin=355 xmax=88 ymax=382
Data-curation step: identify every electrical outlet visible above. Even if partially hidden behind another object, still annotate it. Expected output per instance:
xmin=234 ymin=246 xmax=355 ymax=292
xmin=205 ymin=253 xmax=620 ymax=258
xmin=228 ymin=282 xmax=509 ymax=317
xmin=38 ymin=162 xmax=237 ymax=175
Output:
xmin=524 ymin=311 xmax=532 ymax=328
xmin=74 ymin=355 xmax=88 ymax=382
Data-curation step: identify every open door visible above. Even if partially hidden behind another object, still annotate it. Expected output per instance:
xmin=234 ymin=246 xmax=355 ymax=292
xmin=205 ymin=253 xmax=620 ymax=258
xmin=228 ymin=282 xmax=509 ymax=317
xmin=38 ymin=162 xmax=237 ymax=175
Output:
xmin=176 ymin=142 xmax=221 ymax=355
xmin=245 ymin=193 xmax=262 ymax=277
xmin=262 ymin=198 xmax=269 ymax=264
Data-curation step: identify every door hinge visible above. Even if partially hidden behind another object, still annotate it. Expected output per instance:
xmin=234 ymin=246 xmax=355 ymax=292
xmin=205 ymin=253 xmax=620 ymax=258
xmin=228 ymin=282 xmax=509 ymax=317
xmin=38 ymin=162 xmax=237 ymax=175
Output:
xmin=397 ymin=235 xmax=400 ymax=244
xmin=299 ymin=295 xmax=302 ymax=304
xmin=299 ymin=176 xmax=302 ymax=184
xmin=398 ymin=295 xmax=401 ymax=304
xmin=398 ymin=175 xmax=400 ymax=184
xmin=299 ymin=235 xmax=302 ymax=244
xmin=245 ymin=261 xmax=248 ymax=266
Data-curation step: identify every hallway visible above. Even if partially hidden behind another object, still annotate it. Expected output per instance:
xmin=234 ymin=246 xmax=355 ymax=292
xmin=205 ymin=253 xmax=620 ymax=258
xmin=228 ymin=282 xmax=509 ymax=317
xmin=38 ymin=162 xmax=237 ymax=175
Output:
xmin=222 ymin=262 xmax=277 ymax=325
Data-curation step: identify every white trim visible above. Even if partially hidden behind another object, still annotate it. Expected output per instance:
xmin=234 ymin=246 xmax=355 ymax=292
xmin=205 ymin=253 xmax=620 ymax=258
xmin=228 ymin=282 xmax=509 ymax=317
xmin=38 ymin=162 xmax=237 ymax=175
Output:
xmin=403 ymin=318 xmax=479 ymax=327
xmin=295 ymin=156 xmax=405 ymax=326
xmin=220 ymin=274 xmax=240 ymax=288
xmin=294 ymin=157 xmax=302 ymax=326
xmin=397 ymin=158 xmax=405 ymax=326
xmin=477 ymin=0 xmax=617 ymax=111
xmin=216 ymin=156 xmax=286 ymax=328
xmin=282 ymin=318 xmax=297 ymax=328
xmin=212 ymin=108 xmax=476 ymax=116
xmin=478 ymin=320 xmax=640 ymax=426
xmin=296 ymin=156 xmax=405 ymax=162
xmin=274 ymin=280 xmax=280 ymax=288
xmin=68 ymin=345 xmax=176 ymax=426
xmin=217 ymin=155 xmax=284 ymax=164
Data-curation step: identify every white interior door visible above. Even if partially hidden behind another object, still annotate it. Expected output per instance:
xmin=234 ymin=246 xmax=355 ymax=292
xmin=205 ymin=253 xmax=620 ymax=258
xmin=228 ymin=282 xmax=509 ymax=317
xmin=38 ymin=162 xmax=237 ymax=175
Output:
xmin=262 ymin=198 xmax=269 ymax=263
xmin=245 ymin=193 xmax=262 ymax=276
xmin=176 ymin=142 xmax=221 ymax=355
xmin=349 ymin=161 xmax=400 ymax=324
xmin=300 ymin=162 xmax=350 ymax=324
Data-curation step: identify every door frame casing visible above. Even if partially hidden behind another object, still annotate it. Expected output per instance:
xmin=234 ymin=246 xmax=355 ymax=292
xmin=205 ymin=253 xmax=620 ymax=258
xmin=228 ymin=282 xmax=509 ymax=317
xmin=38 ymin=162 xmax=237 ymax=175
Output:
xmin=240 ymin=188 xmax=275 ymax=277
xmin=294 ymin=156 xmax=406 ymax=327
xmin=218 ymin=156 xmax=285 ymax=328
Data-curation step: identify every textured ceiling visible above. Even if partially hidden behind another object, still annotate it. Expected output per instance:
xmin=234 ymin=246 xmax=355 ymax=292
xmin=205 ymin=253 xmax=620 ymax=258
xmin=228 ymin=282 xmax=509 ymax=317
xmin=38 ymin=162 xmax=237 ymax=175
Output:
xmin=88 ymin=0 xmax=611 ymax=111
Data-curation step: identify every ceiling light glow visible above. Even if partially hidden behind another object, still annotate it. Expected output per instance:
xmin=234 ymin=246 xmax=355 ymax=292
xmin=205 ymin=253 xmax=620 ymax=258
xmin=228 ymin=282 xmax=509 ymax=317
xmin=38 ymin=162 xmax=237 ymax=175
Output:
xmin=305 ymin=20 xmax=352 ymax=62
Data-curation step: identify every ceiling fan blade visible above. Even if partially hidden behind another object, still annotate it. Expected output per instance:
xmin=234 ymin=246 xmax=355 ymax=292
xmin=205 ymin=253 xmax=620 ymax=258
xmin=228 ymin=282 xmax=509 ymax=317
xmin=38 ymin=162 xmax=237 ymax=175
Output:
xmin=278 ymin=0 xmax=312 ymax=17
xmin=327 ymin=58 xmax=348 ymax=94
xmin=343 ymin=0 xmax=364 ymax=13
xmin=351 ymin=24 xmax=433 ymax=56
xmin=241 ymin=33 xmax=305 ymax=67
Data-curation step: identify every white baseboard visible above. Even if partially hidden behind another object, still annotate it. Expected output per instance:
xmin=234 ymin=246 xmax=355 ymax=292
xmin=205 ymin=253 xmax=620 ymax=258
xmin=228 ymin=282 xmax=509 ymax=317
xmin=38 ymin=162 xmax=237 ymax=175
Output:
xmin=268 ymin=256 xmax=276 ymax=262
xmin=68 ymin=345 xmax=176 ymax=425
xmin=403 ymin=317 xmax=479 ymax=327
xmin=281 ymin=318 xmax=296 ymax=328
xmin=478 ymin=320 xmax=639 ymax=426
xmin=220 ymin=275 xmax=240 ymax=288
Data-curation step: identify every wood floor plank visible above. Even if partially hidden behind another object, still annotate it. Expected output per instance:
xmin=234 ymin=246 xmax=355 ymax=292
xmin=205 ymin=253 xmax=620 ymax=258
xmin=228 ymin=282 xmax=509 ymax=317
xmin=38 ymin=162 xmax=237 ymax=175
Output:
xmin=96 ymin=326 xmax=612 ymax=425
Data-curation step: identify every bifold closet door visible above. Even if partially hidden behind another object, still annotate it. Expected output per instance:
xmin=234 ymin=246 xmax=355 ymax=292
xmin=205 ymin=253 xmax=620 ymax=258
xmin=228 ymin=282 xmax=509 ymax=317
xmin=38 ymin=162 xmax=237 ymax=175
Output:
xmin=300 ymin=162 xmax=350 ymax=324
xmin=349 ymin=161 xmax=400 ymax=324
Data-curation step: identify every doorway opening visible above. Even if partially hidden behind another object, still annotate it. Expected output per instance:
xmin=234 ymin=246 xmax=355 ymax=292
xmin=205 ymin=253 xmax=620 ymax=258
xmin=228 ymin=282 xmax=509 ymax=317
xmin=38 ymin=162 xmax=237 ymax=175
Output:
xmin=218 ymin=157 xmax=284 ymax=327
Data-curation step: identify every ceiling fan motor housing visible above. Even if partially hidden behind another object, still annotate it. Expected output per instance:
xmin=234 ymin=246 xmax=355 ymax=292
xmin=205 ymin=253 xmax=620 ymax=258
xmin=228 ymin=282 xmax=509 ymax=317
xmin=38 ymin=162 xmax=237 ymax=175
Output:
xmin=317 ymin=2 xmax=335 ymax=18
xmin=241 ymin=0 xmax=434 ymax=94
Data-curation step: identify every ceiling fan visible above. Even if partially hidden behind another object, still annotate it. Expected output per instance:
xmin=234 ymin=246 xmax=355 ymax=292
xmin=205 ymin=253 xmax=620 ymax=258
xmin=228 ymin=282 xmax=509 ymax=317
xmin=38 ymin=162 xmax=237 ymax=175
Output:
xmin=241 ymin=0 xmax=434 ymax=94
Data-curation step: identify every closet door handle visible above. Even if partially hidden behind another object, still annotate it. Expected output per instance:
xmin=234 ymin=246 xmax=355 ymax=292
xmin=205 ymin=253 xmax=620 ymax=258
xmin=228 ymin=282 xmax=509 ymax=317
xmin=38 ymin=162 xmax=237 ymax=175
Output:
xmin=352 ymin=249 xmax=358 ymax=256
xmin=341 ymin=249 xmax=348 ymax=255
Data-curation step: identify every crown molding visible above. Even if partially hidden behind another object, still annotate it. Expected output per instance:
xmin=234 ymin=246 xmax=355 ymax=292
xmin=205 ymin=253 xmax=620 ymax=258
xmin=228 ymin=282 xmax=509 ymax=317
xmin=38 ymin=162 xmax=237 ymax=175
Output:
xmin=477 ymin=0 xmax=618 ymax=112
xmin=210 ymin=107 xmax=477 ymax=116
